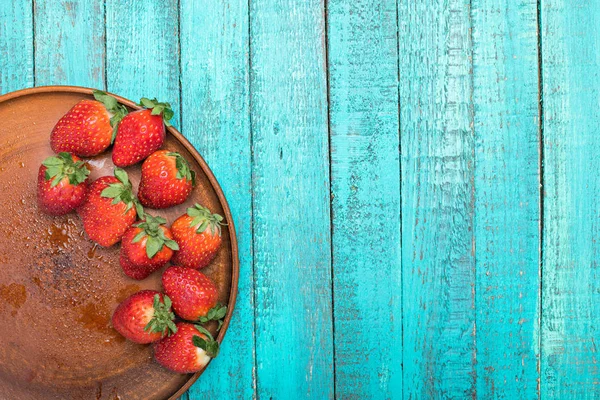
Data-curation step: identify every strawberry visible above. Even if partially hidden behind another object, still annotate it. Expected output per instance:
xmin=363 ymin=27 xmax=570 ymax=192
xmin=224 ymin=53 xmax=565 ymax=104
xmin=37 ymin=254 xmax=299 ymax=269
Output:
xmin=37 ymin=152 xmax=90 ymax=215
xmin=162 ymin=266 xmax=226 ymax=324
xmin=50 ymin=90 xmax=128 ymax=157
xmin=112 ymin=98 xmax=174 ymax=167
xmin=77 ymin=168 xmax=143 ymax=247
xmin=138 ymin=150 xmax=195 ymax=209
xmin=171 ymin=204 xmax=224 ymax=269
xmin=120 ymin=214 xmax=179 ymax=280
xmin=112 ymin=290 xmax=177 ymax=344
xmin=153 ymin=322 xmax=219 ymax=373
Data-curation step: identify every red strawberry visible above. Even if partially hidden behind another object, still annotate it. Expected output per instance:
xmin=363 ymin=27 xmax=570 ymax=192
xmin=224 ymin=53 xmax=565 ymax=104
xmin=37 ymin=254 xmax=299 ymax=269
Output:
xmin=171 ymin=204 xmax=224 ymax=269
xmin=162 ymin=266 xmax=226 ymax=324
xmin=50 ymin=90 xmax=127 ymax=156
xmin=112 ymin=290 xmax=177 ymax=344
xmin=37 ymin=152 xmax=90 ymax=215
xmin=112 ymin=98 xmax=174 ymax=167
xmin=153 ymin=322 xmax=219 ymax=373
xmin=138 ymin=150 xmax=195 ymax=209
xmin=120 ymin=214 xmax=179 ymax=280
xmin=77 ymin=168 xmax=142 ymax=247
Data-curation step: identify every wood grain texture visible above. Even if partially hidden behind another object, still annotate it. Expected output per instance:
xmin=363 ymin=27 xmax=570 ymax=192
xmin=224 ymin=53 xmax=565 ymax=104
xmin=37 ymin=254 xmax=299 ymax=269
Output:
xmin=105 ymin=0 xmax=180 ymax=126
xmin=541 ymin=1 xmax=600 ymax=397
xmin=179 ymin=0 xmax=254 ymax=398
xmin=0 ymin=0 xmax=33 ymax=94
xmin=34 ymin=0 xmax=104 ymax=87
xmin=327 ymin=0 xmax=402 ymax=398
xmin=472 ymin=0 xmax=541 ymax=397
xmin=399 ymin=0 xmax=476 ymax=397
xmin=250 ymin=0 xmax=334 ymax=398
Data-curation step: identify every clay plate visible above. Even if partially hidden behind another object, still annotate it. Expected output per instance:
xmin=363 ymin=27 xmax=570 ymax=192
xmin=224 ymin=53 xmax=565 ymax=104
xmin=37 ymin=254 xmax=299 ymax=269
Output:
xmin=0 ymin=86 xmax=238 ymax=399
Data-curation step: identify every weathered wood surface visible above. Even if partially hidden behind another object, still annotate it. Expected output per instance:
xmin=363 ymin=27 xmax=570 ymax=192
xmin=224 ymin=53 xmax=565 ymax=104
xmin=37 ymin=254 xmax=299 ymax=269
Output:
xmin=472 ymin=0 xmax=541 ymax=397
xmin=328 ymin=0 xmax=402 ymax=398
xmin=399 ymin=0 xmax=476 ymax=397
xmin=541 ymin=0 xmax=600 ymax=397
xmin=1 ymin=0 xmax=600 ymax=398
xmin=250 ymin=0 xmax=334 ymax=398
xmin=0 ymin=0 xmax=33 ymax=93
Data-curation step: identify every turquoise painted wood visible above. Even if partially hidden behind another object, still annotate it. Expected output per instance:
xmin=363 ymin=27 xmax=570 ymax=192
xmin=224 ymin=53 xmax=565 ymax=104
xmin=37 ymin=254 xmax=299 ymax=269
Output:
xmin=472 ymin=0 xmax=541 ymax=396
xmin=0 ymin=0 xmax=33 ymax=94
xmin=327 ymin=0 xmax=402 ymax=398
xmin=34 ymin=0 xmax=104 ymax=88
xmin=4 ymin=0 xmax=600 ymax=398
xmin=250 ymin=0 xmax=334 ymax=398
xmin=179 ymin=0 xmax=255 ymax=399
xmin=105 ymin=0 xmax=180 ymax=127
xmin=541 ymin=0 xmax=600 ymax=397
xmin=399 ymin=0 xmax=476 ymax=397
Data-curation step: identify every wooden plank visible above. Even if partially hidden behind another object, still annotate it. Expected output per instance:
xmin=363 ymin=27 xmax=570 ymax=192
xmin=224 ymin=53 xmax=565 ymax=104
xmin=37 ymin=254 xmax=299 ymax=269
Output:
xmin=34 ymin=0 xmax=104 ymax=87
xmin=327 ymin=0 xmax=402 ymax=398
xmin=398 ymin=0 xmax=475 ymax=397
xmin=179 ymin=1 xmax=254 ymax=398
xmin=0 ymin=0 xmax=33 ymax=94
xmin=541 ymin=1 xmax=600 ymax=397
xmin=472 ymin=0 xmax=541 ymax=396
xmin=105 ymin=0 xmax=180 ymax=126
xmin=250 ymin=0 xmax=333 ymax=398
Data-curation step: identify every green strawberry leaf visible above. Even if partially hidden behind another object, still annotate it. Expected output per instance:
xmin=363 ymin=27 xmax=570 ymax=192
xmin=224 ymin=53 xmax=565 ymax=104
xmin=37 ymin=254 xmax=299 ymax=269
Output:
xmin=167 ymin=152 xmax=195 ymax=184
xmin=164 ymin=239 xmax=179 ymax=251
xmin=140 ymin=97 xmax=155 ymax=108
xmin=134 ymin=213 xmax=176 ymax=259
xmin=93 ymin=90 xmax=118 ymax=110
xmin=100 ymin=168 xmax=140 ymax=216
xmin=131 ymin=230 xmax=146 ymax=243
xmin=192 ymin=325 xmax=219 ymax=358
xmin=101 ymin=184 xmax=123 ymax=198
xmin=93 ymin=90 xmax=128 ymax=143
xmin=51 ymin=175 xmax=62 ymax=187
xmin=114 ymin=168 xmax=129 ymax=185
xmin=197 ymin=304 xmax=227 ymax=325
xmin=145 ymin=236 xmax=162 ymax=259
xmin=135 ymin=201 xmax=145 ymax=219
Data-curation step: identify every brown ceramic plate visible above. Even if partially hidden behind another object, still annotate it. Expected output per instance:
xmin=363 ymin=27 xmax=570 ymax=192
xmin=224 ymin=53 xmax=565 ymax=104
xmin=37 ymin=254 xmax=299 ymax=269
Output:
xmin=0 ymin=86 xmax=238 ymax=399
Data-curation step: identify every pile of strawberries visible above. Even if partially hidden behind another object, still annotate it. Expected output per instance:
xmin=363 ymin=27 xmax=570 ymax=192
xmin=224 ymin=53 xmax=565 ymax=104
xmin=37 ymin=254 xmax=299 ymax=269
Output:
xmin=36 ymin=90 xmax=226 ymax=374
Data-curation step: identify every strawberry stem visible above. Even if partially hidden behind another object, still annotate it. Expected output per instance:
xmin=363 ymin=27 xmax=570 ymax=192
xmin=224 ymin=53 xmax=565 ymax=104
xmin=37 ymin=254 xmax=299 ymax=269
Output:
xmin=101 ymin=168 xmax=144 ymax=217
xmin=144 ymin=294 xmax=177 ymax=337
xmin=92 ymin=90 xmax=128 ymax=143
xmin=133 ymin=214 xmax=180 ymax=259
xmin=192 ymin=325 xmax=220 ymax=358
xmin=42 ymin=152 xmax=90 ymax=187
xmin=139 ymin=97 xmax=174 ymax=127
xmin=197 ymin=304 xmax=227 ymax=330
xmin=166 ymin=152 xmax=196 ymax=185
xmin=186 ymin=204 xmax=225 ymax=236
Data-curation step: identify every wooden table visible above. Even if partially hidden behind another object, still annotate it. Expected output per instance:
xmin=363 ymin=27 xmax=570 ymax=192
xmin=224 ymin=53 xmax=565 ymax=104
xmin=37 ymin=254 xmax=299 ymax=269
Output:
xmin=0 ymin=0 xmax=595 ymax=398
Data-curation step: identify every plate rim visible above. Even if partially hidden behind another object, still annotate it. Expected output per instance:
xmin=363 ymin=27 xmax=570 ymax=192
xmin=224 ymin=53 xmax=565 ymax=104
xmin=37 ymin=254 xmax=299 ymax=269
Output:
xmin=0 ymin=85 xmax=240 ymax=400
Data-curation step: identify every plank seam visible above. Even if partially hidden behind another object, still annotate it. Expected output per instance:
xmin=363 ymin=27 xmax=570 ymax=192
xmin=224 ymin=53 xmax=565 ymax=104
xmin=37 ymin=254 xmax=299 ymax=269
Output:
xmin=31 ymin=0 xmax=35 ymax=86
xmin=323 ymin=0 xmax=337 ymax=398
xmin=536 ymin=0 xmax=544 ymax=397
xmin=395 ymin=0 xmax=404 ymax=396
xmin=248 ymin=0 xmax=258 ymax=397
xmin=176 ymin=0 xmax=182 ymax=129
xmin=468 ymin=0 xmax=477 ymax=395
xmin=102 ymin=0 xmax=107 ymax=90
